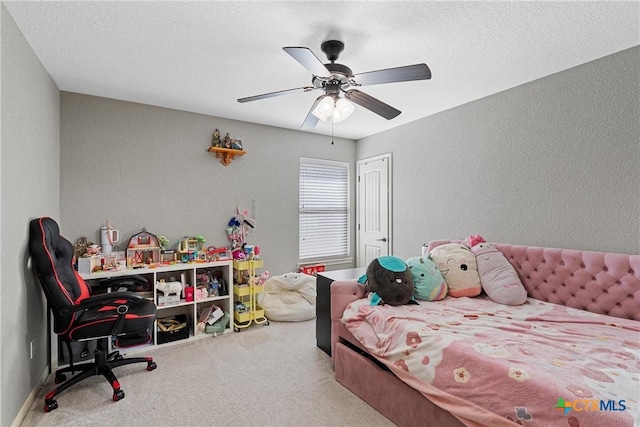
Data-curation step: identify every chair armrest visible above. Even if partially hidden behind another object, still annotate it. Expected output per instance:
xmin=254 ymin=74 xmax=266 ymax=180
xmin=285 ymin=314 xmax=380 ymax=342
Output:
xmin=60 ymin=292 xmax=148 ymax=315
xmin=91 ymin=275 xmax=151 ymax=293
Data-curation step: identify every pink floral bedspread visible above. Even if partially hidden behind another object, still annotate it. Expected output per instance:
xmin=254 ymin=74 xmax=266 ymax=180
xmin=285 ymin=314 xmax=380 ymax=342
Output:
xmin=342 ymin=296 xmax=639 ymax=427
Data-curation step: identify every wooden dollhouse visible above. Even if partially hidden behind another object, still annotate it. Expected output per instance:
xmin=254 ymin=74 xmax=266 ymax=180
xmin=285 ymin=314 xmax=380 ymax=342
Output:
xmin=126 ymin=228 xmax=161 ymax=268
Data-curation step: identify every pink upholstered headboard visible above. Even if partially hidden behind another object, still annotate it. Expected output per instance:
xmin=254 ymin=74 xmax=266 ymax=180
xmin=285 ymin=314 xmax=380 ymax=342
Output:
xmin=426 ymin=240 xmax=640 ymax=321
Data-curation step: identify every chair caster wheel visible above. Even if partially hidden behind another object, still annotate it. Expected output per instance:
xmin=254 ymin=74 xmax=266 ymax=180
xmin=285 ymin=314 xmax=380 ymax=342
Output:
xmin=113 ymin=390 xmax=125 ymax=401
xmin=147 ymin=361 xmax=157 ymax=371
xmin=54 ymin=374 xmax=66 ymax=384
xmin=44 ymin=400 xmax=58 ymax=412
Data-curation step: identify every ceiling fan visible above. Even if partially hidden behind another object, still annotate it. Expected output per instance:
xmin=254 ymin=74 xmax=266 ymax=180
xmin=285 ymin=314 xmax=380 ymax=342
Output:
xmin=237 ymin=40 xmax=431 ymax=129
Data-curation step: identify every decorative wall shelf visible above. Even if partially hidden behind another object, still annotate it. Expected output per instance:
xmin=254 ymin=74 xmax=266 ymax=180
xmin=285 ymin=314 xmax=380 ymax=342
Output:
xmin=208 ymin=147 xmax=246 ymax=166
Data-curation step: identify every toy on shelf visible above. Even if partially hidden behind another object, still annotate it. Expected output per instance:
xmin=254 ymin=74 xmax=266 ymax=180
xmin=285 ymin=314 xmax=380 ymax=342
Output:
xmin=156 ymin=279 xmax=183 ymax=306
xmin=208 ymin=129 xmax=246 ymax=166
xmin=179 ymin=235 xmax=206 ymax=262
xmin=73 ymin=236 xmax=89 ymax=259
xmin=195 ymin=269 xmax=226 ymax=298
xmin=206 ymin=246 xmax=229 ymax=261
xmin=100 ymin=220 xmax=120 ymax=255
xmin=126 ymin=228 xmax=161 ymax=268
xmin=86 ymin=244 xmax=101 ymax=256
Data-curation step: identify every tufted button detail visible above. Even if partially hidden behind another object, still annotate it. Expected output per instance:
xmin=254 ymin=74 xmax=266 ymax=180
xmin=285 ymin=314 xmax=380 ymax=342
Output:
xmin=580 ymin=286 xmax=585 ymax=290
xmin=592 ymin=299 xmax=597 ymax=302
xmin=560 ymin=261 xmax=565 ymax=266
xmin=603 ymin=289 xmax=608 ymax=293
xmin=616 ymin=280 xmax=621 ymax=284
xmin=629 ymin=269 xmax=634 ymax=274
xmin=581 ymin=264 xmax=585 ymax=268
xmin=603 ymin=267 xmax=608 ymax=272
xmin=616 ymin=303 xmax=621 ymax=307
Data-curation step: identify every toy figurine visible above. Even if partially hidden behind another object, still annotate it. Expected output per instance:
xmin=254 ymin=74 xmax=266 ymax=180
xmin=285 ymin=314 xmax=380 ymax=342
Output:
xmin=158 ymin=235 xmax=170 ymax=250
xmin=223 ymin=133 xmax=232 ymax=149
xmin=212 ymin=128 xmax=221 ymax=147
xmin=231 ymin=138 xmax=243 ymax=150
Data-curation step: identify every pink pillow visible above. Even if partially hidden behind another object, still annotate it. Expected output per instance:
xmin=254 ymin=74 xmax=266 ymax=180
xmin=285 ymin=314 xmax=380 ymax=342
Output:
xmin=428 ymin=243 xmax=481 ymax=297
xmin=471 ymin=242 xmax=527 ymax=305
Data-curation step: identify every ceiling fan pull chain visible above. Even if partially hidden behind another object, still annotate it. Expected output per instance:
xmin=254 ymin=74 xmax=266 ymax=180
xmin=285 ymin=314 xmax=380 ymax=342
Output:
xmin=331 ymin=120 xmax=334 ymax=145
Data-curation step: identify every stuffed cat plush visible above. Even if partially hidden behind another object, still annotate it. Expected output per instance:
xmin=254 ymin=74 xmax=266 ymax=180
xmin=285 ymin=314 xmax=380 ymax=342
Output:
xmin=406 ymin=256 xmax=447 ymax=301
xmin=467 ymin=235 xmax=527 ymax=305
xmin=428 ymin=243 xmax=482 ymax=297
xmin=359 ymin=256 xmax=415 ymax=306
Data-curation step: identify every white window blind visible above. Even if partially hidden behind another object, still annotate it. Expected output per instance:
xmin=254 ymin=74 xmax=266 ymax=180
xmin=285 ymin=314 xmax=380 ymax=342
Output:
xmin=299 ymin=158 xmax=350 ymax=261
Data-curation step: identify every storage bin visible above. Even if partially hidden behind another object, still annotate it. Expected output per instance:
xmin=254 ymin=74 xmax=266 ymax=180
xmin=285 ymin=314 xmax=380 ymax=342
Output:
xmin=157 ymin=314 xmax=189 ymax=344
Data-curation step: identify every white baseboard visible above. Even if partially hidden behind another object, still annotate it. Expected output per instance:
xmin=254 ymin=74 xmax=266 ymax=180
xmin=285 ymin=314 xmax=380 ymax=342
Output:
xmin=12 ymin=366 xmax=49 ymax=426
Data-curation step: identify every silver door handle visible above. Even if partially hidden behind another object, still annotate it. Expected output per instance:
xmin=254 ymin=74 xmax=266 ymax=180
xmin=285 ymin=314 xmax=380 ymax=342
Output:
xmin=376 ymin=237 xmax=387 ymax=242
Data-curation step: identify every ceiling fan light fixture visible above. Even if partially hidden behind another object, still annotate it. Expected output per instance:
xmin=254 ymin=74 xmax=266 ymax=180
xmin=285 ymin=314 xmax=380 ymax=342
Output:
xmin=312 ymin=95 xmax=355 ymax=123
xmin=312 ymin=95 xmax=335 ymax=121
xmin=333 ymin=97 xmax=355 ymax=123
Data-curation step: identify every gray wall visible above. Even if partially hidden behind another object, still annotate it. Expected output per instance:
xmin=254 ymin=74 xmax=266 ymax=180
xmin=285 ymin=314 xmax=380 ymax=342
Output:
xmin=1 ymin=3 xmax=60 ymax=425
xmin=358 ymin=46 xmax=640 ymax=258
xmin=60 ymin=93 xmax=357 ymax=276
xmin=3 ymin=5 xmax=638 ymax=423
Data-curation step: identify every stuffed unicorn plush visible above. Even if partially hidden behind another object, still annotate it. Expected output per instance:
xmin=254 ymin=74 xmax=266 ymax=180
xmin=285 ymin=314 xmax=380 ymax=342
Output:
xmin=406 ymin=256 xmax=447 ymax=301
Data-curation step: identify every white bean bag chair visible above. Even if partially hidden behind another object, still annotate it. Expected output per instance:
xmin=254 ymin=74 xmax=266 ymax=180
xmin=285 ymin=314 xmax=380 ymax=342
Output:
xmin=257 ymin=272 xmax=316 ymax=321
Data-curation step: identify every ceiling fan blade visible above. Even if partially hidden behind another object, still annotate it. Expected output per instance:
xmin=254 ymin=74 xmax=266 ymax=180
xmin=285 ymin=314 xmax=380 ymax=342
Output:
xmin=345 ymin=90 xmax=401 ymax=120
xmin=301 ymin=96 xmax=323 ymax=129
xmin=283 ymin=47 xmax=333 ymax=78
xmin=353 ymin=63 xmax=431 ymax=86
xmin=237 ymin=86 xmax=316 ymax=103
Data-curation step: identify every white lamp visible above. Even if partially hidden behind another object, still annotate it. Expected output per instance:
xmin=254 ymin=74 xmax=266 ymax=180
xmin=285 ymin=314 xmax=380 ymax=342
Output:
xmin=312 ymin=95 xmax=354 ymax=123
xmin=333 ymin=97 xmax=355 ymax=123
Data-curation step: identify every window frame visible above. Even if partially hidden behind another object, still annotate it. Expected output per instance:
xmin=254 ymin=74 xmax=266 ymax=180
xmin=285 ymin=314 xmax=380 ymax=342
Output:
xmin=298 ymin=157 xmax=351 ymax=263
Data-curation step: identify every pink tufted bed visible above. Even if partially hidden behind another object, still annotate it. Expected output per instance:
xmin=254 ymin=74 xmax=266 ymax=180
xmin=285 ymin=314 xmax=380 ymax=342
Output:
xmin=330 ymin=242 xmax=640 ymax=427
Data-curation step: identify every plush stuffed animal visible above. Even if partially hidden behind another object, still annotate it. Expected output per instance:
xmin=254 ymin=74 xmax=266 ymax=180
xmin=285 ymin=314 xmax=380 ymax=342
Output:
xmin=428 ymin=243 xmax=482 ymax=297
xmin=406 ymin=256 xmax=448 ymax=301
xmin=467 ymin=235 xmax=527 ymax=305
xmin=359 ymin=256 xmax=415 ymax=306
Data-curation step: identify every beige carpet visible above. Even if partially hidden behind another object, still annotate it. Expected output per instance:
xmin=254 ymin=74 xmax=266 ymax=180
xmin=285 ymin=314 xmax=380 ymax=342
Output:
xmin=19 ymin=320 xmax=394 ymax=426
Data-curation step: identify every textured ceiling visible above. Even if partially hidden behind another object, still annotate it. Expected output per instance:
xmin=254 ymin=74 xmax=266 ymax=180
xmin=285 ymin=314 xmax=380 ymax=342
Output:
xmin=4 ymin=1 xmax=639 ymax=140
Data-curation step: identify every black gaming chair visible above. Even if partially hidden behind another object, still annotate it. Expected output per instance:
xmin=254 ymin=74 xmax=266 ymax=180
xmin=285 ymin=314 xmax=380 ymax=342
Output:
xmin=28 ymin=217 xmax=157 ymax=412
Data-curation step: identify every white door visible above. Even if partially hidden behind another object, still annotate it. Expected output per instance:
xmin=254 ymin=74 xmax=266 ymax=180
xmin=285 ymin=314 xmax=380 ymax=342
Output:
xmin=356 ymin=154 xmax=391 ymax=267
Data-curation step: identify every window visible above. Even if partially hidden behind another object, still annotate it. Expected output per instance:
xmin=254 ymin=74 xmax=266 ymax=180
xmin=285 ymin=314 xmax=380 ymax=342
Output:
xmin=299 ymin=158 xmax=350 ymax=261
